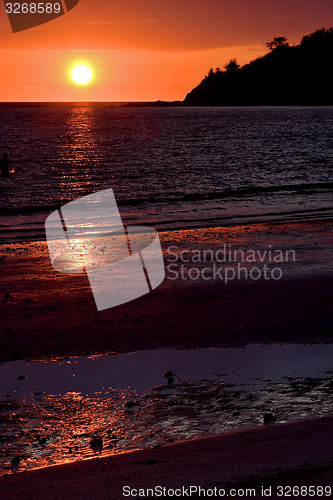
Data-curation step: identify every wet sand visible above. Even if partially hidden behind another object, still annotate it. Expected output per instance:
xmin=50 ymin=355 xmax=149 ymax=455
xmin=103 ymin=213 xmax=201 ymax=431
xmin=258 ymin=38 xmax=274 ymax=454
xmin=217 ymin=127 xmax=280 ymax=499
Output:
xmin=0 ymin=417 xmax=332 ymax=499
xmin=1 ymin=220 xmax=333 ymax=496
xmin=1 ymin=220 xmax=333 ymax=362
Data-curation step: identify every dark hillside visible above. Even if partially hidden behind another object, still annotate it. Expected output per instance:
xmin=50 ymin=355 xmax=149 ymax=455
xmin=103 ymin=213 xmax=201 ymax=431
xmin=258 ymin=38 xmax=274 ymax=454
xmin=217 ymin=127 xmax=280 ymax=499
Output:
xmin=183 ymin=28 xmax=333 ymax=105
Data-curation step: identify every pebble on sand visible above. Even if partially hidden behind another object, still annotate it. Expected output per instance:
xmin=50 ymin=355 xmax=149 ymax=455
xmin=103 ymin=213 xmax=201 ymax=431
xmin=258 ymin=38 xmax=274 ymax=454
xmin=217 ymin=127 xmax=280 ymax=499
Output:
xmin=89 ymin=437 xmax=103 ymax=453
xmin=124 ymin=401 xmax=140 ymax=409
xmin=263 ymin=412 xmax=277 ymax=424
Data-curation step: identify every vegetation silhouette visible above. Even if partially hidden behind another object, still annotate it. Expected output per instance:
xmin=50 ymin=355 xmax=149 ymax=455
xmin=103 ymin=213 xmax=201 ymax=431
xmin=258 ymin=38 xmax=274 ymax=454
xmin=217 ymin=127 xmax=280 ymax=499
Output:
xmin=183 ymin=28 xmax=333 ymax=106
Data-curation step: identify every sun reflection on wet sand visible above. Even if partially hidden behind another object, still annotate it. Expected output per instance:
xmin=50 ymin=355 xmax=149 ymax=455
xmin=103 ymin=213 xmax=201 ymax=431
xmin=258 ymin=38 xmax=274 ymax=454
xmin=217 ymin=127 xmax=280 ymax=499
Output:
xmin=0 ymin=345 xmax=332 ymax=475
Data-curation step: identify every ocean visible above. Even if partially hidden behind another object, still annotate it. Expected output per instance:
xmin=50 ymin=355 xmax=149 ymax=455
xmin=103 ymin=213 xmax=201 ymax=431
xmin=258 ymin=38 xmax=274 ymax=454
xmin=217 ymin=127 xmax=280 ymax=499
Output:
xmin=1 ymin=105 xmax=333 ymax=242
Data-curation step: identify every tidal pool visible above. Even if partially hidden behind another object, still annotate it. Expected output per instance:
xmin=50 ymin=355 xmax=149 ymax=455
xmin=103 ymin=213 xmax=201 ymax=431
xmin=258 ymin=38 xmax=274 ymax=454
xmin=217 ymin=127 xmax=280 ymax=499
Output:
xmin=0 ymin=344 xmax=332 ymax=474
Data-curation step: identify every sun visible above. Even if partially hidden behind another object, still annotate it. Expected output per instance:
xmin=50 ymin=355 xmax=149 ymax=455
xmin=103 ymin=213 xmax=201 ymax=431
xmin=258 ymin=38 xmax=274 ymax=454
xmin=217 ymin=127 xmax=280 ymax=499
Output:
xmin=71 ymin=64 xmax=93 ymax=85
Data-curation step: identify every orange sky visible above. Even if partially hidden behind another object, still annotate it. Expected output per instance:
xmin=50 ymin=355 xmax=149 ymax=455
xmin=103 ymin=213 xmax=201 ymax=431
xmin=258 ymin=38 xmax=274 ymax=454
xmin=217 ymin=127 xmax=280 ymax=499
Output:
xmin=0 ymin=0 xmax=332 ymax=101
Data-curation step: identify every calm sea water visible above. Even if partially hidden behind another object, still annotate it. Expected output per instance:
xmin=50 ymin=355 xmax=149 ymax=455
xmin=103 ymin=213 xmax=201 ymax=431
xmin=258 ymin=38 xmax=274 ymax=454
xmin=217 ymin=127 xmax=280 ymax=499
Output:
xmin=0 ymin=105 xmax=333 ymax=242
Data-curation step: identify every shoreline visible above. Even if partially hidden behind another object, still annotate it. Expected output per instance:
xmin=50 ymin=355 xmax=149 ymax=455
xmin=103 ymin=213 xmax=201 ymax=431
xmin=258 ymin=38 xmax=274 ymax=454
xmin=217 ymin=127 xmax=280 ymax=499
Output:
xmin=3 ymin=213 xmax=333 ymax=247
xmin=1 ymin=219 xmax=333 ymax=362
xmin=1 ymin=416 xmax=332 ymax=499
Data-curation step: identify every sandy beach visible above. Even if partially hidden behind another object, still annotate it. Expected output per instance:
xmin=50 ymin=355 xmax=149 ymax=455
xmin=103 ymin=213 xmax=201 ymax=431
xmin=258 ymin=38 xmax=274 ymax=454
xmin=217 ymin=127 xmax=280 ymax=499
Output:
xmin=0 ymin=416 xmax=332 ymax=499
xmin=1 ymin=220 xmax=333 ymax=362
xmin=1 ymin=219 xmax=333 ymax=496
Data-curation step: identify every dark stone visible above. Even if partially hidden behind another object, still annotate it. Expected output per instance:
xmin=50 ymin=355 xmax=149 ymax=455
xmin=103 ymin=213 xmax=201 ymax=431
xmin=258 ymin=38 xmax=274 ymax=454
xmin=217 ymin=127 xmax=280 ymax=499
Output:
xmin=263 ymin=412 xmax=277 ymax=424
xmin=90 ymin=437 xmax=103 ymax=453
xmin=124 ymin=401 xmax=140 ymax=409
xmin=11 ymin=456 xmax=20 ymax=465
xmin=3 ymin=293 xmax=10 ymax=305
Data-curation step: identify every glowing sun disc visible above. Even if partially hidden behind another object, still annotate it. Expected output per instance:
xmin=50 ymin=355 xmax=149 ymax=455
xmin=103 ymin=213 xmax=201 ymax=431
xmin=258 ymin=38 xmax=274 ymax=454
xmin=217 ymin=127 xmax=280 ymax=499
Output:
xmin=71 ymin=64 xmax=93 ymax=85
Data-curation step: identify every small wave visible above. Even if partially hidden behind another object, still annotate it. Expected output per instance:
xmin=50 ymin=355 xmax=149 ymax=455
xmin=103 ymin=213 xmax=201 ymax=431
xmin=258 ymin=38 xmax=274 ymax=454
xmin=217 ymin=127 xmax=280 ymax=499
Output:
xmin=1 ymin=206 xmax=333 ymax=245
xmin=0 ymin=181 xmax=333 ymax=217
xmin=0 ymin=203 xmax=62 ymax=217
xmin=179 ymin=181 xmax=333 ymax=203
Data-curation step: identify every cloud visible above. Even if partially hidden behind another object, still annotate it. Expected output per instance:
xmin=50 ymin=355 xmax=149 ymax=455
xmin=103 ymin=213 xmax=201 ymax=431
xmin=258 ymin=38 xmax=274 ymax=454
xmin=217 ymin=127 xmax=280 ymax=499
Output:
xmin=70 ymin=19 xmax=158 ymax=25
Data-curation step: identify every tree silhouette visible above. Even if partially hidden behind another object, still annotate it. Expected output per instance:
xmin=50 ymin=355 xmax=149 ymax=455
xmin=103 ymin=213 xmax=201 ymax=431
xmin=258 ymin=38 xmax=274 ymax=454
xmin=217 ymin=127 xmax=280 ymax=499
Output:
xmin=224 ymin=59 xmax=240 ymax=73
xmin=266 ymin=36 xmax=289 ymax=51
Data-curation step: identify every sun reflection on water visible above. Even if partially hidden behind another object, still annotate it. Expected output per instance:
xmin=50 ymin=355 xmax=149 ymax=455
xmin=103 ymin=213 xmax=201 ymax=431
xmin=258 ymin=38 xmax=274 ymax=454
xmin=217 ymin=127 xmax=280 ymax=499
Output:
xmin=56 ymin=106 xmax=105 ymax=196
xmin=60 ymin=107 xmax=98 ymax=165
xmin=1 ymin=345 xmax=332 ymax=475
xmin=1 ymin=374 xmax=332 ymax=475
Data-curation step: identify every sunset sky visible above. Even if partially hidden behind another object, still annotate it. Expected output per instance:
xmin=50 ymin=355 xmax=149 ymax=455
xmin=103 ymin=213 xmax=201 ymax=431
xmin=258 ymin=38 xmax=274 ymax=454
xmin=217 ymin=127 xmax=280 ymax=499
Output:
xmin=0 ymin=0 xmax=332 ymax=101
